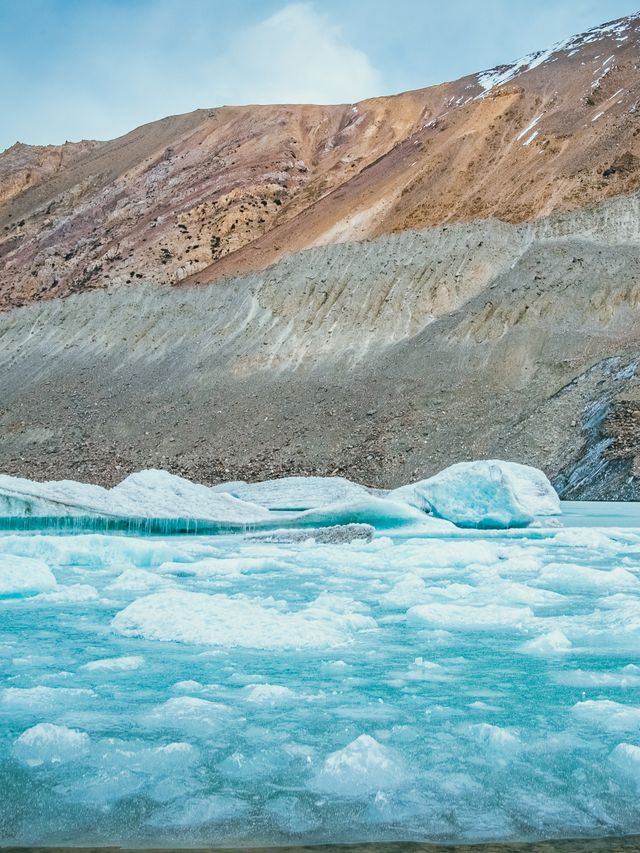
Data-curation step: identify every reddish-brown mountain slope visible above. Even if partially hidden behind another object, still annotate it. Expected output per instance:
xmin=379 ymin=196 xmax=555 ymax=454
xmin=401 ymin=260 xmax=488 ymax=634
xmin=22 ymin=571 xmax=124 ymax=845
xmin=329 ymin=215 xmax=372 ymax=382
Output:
xmin=3 ymin=13 xmax=640 ymax=306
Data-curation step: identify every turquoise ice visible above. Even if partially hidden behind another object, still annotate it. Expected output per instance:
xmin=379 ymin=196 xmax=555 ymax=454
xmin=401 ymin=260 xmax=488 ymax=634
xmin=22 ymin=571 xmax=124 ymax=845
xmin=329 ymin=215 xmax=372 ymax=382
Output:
xmin=0 ymin=466 xmax=638 ymax=845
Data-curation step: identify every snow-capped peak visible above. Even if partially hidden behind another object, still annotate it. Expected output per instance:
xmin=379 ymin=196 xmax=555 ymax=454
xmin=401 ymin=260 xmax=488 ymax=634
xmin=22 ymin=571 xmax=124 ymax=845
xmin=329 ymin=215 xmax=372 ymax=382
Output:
xmin=477 ymin=12 xmax=638 ymax=93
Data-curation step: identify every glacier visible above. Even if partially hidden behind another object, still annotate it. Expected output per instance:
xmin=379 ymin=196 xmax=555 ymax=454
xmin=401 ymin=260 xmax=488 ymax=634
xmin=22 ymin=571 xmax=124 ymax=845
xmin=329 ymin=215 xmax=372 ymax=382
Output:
xmin=0 ymin=464 xmax=639 ymax=846
xmin=0 ymin=459 xmax=560 ymax=533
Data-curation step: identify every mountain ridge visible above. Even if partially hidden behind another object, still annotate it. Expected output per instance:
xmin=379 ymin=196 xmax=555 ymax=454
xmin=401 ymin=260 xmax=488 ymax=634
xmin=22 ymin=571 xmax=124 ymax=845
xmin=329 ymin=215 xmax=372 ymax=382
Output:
xmin=4 ymin=13 xmax=640 ymax=306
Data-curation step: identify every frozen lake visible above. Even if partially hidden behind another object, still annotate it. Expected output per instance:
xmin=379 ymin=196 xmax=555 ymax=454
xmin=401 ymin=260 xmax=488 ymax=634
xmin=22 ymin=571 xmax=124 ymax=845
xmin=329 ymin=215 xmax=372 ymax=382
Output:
xmin=1 ymin=498 xmax=639 ymax=846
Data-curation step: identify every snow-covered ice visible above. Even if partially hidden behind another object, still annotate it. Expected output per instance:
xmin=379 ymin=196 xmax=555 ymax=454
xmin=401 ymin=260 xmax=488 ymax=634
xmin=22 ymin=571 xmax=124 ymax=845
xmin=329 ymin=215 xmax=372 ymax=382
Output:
xmin=0 ymin=469 xmax=639 ymax=845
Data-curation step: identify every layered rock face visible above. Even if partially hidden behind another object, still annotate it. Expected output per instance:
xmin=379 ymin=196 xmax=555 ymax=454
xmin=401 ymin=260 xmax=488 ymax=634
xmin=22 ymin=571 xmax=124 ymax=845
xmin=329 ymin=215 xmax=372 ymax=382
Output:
xmin=0 ymin=14 xmax=639 ymax=497
xmin=0 ymin=191 xmax=638 ymax=496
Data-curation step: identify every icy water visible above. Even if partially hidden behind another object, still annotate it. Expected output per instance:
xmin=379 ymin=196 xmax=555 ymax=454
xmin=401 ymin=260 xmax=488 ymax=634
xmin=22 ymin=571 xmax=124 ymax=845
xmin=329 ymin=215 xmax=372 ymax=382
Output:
xmin=1 ymin=503 xmax=640 ymax=847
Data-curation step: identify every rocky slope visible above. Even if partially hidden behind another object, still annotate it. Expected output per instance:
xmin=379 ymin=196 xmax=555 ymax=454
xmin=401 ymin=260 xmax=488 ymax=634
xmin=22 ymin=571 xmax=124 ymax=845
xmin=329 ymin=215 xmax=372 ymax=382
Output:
xmin=1 ymin=13 xmax=640 ymax=498
xmin=0 ymin=190 xmax=638 ymax=497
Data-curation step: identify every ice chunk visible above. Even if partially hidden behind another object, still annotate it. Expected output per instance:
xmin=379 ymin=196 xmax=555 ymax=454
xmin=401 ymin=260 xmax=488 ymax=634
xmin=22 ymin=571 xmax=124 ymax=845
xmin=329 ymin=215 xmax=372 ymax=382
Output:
xmin=157 ymin=556 xmax=272 ymax=577
xmin=218 ymin=746 xmax=299 ymax=781
xmin=108 ymin=568 xmax=173 ymax=591
xmin=295 ymin=495 xmax=445 ymax=530
xmin=1 ymin=686 xmax=95 ymax=712
xmin=391 ymin=460 xmax=560 ymax=528
xmin=380 ymin=573 xmax=429 ymax=608
xmin=91 ymin=738 xmax=198 ymax=774
xmin=493 ymin=580 xmax=565 ymax=607
xmin=467 ymin=723 xmax=520 ymax=754
xmin=311 ymin=734 xmax=405 ymax=795
xmin=110 ymin=469 xmax=272 ymax=524
xmin=402 ymin=657 xmax=452 ymax=683
xmin=141 ymin=696 xmax=231 ymax=736
xmin=244 ymin=684 xmax=297 ymax=704
xmin=407 ymin=602 xmax=534 ymax=632
xmin=0 ymin=474 xmax=112 ymax=518
xmin=553 ymin=668 xmax=640 ymax=688
xmin=399 ymin=539 xmax=500 ymax=567
xmin=172 ymin=680 xmax=204 ymax=693
xmin=35 ymin=584 xmax=98 ymax=603
xmin=536 ymin=563 xmax=639 ymax=594
xmin=0 ymin=534 xmax=192 ymax=569
xmin=552 ymin=529 xmax=624 ymax=551
xmin=13 ymin=723 xmax=90 ymax=766
xmin=61 ymin=768 xmax=147 ymax=805
xmin=610 ymin=743 xmax=640 ymax=786
xmin=113 ymin=590 xmax=376 ymax=649
xmin=228 ymin=476 xmax=373 ymax=510
xmin=81 ymin=655 xmax=145 ymax=672
xmin=0 ymin=554 xmax=56 ymax=595
xmin=147 ymin=794 xmax=249 ymax=827
xmin=519 ymin=630 xmax=572 ymax=655
xmin=572 ymin=700 xmax=640 ymax=731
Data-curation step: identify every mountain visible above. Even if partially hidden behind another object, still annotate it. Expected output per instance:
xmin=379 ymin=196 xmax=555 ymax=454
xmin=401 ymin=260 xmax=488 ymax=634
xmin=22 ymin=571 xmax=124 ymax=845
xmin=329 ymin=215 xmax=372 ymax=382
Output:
xmin=3 ymin=15 xmax=640 ymax=307
xmin=0 ymin=13 xmax=639 ymax=497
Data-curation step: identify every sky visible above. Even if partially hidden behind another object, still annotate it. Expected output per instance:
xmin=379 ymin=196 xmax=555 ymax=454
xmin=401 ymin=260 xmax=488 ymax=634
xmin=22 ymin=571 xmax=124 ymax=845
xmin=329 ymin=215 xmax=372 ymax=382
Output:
xmin=1 ymin=0 xmax=639 ymax=152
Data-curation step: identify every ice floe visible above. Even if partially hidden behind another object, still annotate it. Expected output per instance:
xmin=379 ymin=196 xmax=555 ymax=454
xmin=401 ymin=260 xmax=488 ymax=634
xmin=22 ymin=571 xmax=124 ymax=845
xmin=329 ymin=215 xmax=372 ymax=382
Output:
xmin=141 ymin=696 xmax=231 ymax=736
xmin=113 ymin=589 xmax=376 ymax=649
xmin=80 ymin=655 xmax=145 ymax=672
xmin=310 ymin=734 xmax=406 ymax=795
xmin=1 ymin=685 xmax=95 ymax=713
xmin=0 ymin=554 xmax=56 ymax=595
xmin=13 ymin=723 xmax=90 ymax=767
xmin=610 ymin=742 xmax=640 ymax=785
xmin=571 ymin=699 xmax=640 ymax=731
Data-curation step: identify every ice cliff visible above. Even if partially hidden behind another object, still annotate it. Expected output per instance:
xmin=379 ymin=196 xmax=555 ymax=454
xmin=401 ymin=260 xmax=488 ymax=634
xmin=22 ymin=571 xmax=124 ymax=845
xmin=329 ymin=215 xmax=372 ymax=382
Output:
xmin=0 ymin=460 xmax=560 ymax=532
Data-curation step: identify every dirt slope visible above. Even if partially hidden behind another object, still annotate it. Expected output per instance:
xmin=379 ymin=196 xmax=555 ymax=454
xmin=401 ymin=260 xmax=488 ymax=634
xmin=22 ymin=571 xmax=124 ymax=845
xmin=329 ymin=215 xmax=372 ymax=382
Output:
xmin=3 ymin=14 xmax=640 ymax=306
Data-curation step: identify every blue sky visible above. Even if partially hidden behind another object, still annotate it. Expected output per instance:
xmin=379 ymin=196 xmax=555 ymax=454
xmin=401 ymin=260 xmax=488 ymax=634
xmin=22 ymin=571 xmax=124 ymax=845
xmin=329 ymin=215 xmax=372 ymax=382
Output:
xmin=1 ymin=0 xmax=638 ymax=151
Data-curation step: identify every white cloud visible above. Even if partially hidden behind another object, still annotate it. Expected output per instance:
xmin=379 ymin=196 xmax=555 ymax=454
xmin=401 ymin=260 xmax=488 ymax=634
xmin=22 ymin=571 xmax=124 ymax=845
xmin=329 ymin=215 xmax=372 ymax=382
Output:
xmin=205 ymin=3 xmax=382 ymax=105
xmin=7 ymin=0 xmax=633 ymax=150
xmin=0 ymin=2 xmax=381 ymax=149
